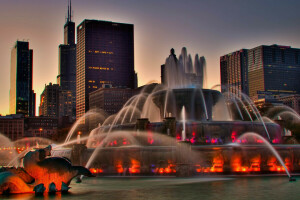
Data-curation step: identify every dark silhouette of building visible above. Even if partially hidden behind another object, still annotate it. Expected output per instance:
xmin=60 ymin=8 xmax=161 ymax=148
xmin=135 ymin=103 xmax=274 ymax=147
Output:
xmin=57 ymin=0 xmax=76 ymax=121
xmin=0 ymin=114 xmax=58 ymax=140
xmin=76 ymin=19 xmax=135 ymax=120
xmin=39 ymin=83 xmax=73 ymax=126
xmin=278 ymin=95 xmax=300 ymax=114
xmin=39 ymin=83 xmax=60 ymax=118
xmin=248 ymin=45 xmax=300 ymax=102
xmin=0 ymin=114 xmax=25 ymax=141
xmin=89 ymin=85 xmax=134 ymax=115
xmin=25 ymin=116 xmax=58 ymax=138
xmin=220 ymin=45 xmax=300 ymax=102
xmin=59 ymin=90 xmax=73 ymax=121
xmin=9 ymin=41 xmax=36 ymax=117
xmin=220 ymin=49 xmax=248 ymax=97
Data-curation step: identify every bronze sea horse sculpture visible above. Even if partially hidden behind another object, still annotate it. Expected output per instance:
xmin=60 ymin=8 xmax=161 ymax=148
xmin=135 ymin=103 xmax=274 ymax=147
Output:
xmin=0 ymin=145 xmax=93 ymax=194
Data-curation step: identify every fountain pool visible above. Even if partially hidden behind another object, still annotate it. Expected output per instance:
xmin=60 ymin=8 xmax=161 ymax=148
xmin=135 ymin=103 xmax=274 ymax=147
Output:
xmin=1 ymin=176 xmax=300 ymax=200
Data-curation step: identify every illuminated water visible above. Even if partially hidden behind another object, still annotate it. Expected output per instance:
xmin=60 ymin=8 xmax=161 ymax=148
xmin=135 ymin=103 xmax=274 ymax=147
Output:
xmin=3 ymin=176 xmax=299 ymax=200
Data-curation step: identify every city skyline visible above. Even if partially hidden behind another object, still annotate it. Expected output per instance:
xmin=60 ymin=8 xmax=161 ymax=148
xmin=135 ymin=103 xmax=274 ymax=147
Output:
xmin=1 ymin=0 xmax=300 ymax=115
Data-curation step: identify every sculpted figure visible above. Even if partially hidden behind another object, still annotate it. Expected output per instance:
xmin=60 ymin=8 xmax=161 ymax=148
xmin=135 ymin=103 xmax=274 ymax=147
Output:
xmin=0 ymin=145 xmax=93 ymax=194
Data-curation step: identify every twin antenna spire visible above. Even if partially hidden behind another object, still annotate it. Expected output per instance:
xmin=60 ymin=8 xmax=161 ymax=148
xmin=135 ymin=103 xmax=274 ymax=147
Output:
xmin=66 ymin=0 xmax=72 ymax=22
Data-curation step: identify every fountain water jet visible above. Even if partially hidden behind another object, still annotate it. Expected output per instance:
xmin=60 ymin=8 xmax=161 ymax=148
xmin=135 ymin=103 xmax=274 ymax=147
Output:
xmin=181 ymin=106 xmax=186 ymax=141
xmin=237 ymin=132 xmax=291 ymax=178
xmin=64 ymin=109 xmax=106 ymax=144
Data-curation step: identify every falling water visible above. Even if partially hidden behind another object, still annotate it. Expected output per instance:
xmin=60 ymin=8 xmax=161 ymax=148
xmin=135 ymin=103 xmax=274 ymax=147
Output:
xmin=233 ymin=98 xmax=244 ymax=120
xmin=80 ymin=131 xmax=142 ymax=180
xmin=181 ymin=106 xmax=186 ymax=141
xmin=241 ymin=94 xmax=271 ymax=141
xmin=129 ymin=93 xmax=147 ymax=122
xmin=199 ymin=89 xmax=209 ymax=120
xmin=54 ymin=135 xmax=95 ymax=149
xmin=236 ymin=96 xmax=253 ymax=121
xmin=163 ymin=89 xmax=170 ymax=118
xmin=237 ymin=132 xmax=291 ymax=178
xmin=64 ymin=110 xmax=101 ymax=144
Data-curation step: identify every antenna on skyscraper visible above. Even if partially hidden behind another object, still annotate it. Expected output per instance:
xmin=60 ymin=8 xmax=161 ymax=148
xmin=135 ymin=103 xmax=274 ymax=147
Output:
xmin=67 ymin=0 xmax=70 ymax=22
xmin=70 ymin=0 xmax=72 ymax=22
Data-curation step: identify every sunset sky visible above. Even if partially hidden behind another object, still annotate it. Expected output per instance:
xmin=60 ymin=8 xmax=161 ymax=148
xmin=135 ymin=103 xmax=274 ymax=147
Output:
xmin=0 ymin=0 xmax=300 ymax=115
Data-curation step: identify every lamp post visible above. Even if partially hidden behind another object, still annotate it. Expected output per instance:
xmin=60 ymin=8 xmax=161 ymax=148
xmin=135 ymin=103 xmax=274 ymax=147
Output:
xmin=39 ymin=128 xmax=43 ymax=137
xmin=77 ymin=131 xmax=82 ymax=144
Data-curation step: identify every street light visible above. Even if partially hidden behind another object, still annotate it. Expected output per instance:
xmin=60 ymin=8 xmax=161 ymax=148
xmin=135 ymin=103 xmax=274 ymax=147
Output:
xmin=39 ymin=128 xmax=43 ymax=137
xmin=77 ymin=131 xmax=82 ymax=144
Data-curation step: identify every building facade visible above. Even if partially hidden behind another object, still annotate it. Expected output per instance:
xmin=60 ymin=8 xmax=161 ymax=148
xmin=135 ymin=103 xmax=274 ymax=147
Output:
xmin=39 ymin=83 xmax=60 ymax=118
xmin=9 ymin=41 xmax=36 ymax=117
xmin=89 ymin=85 xmax=134 ymax=130
xmin=220 ymin=45 xmax=300 ymax=102
xmin=25 ymin=116 xmax=58 ymax=138
xmin=0 ymin=114 xmax=25 ymax=141
xmin=279 ymin=94 xmax=300 ymax=114
xmin=248 ymin=45 xmax=300 ymax=102
xmin=89 ymin=85 xmax=134 ymax=115
xmin=0 ymin=114 xmax=58 ymax=140
xmin=220 ymin=49 xmax=248 ymax=96
xmin=59 ymin=90 xmax=73 ymax=121
xmin=57 ymin=0 xmax=76 ymax=121
xmin=76 ymin=19 xmax=135 ymax=120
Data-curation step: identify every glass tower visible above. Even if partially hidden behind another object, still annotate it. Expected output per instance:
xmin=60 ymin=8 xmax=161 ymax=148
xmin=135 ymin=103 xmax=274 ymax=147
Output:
xmin=9 ymin=41 xmax=36 ymax=116
xmin=220 ymin=44 xmax=300 ymax=102
xmin=57 ymin=0 xmax=76 ymax=121
xmin=76 ymin=19 xmax=135 ymax=120
xmin=248 ymin=45 xmax=300 ymax=101
xmin=220 ymin=49 xmax=248 ymax=97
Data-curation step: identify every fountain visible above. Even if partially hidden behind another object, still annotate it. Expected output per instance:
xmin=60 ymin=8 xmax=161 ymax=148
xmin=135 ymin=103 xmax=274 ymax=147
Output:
xmin=48 ymin=48 xmax=300 ymax=179
xmin=181 ymin=106 xmax=186 ymax=141
xmin=0 ymin=47 xmax=299 ymax=197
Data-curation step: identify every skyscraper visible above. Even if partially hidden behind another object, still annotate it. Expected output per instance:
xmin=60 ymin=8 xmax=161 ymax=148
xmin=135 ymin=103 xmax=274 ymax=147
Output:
xmin=57 ymin=0 xmax=76 ymax=121
xmin=220 ymin=49 xmax=248 ymax=96
xmin=39 ymin=83 xmax=60 ymax=118
xmin=248 ymin=45 xmax=300 ymax=101
xmin=9 ymin=41 xmax=36 ymax=117
xmin=76 ymin=19 xmax=135 ymax=120
xmin=220 ymin=44 xmax=300 ymax=102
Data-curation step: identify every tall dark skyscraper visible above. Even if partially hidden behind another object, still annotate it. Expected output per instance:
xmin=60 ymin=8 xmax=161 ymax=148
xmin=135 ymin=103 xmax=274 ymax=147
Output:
xmin=220 ymin=49 xmax=248 ymax=97
xmin=247 ymin=45 xmax=300 ymax=101
xmin=220 ymin=44 xmax=300 ymax=102
xmin=39 ymin=83 xmax=60 ymax=118
xmin=76 ymin=19 xmax=135 ymax=120
xmin=57 ymin=0 xmax=76 ymax=121
xmin=9 ymin=41 xmax=36 ymax=117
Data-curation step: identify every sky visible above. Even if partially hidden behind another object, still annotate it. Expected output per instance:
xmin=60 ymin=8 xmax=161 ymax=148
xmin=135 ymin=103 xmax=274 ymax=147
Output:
xmin=0 ymin=0 xmax=300 ymax=116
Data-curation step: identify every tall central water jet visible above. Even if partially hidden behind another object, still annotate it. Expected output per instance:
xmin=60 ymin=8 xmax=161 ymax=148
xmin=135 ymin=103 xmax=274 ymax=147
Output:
xmin=162 ymin=48 xmax=206 ymax=89
xmin=181 ymin=106 xmax=186 ymax=141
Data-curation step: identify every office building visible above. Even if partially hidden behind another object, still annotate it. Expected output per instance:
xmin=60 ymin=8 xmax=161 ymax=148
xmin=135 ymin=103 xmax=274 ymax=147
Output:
xmin=25 ymin=116 xmax=58 ymax=138
xmin=9 ymin=41 xmax=36 ymax=117
xmin=0 ymin=114 xmax=25 ymax=141
xmin=76 ymin=19 xmax=135 ymax=120
xmin=39 ymin=83 xmax=60 ymax=118
xmin=57 ymin=0 xmax=76 ymax=121
xmin=59 ymin=90 xmax=73 ymax=121
xmin=89 ymin=84 xmax=134 ymax=129
xmin=89 ymin=85 xmax=134 ymax=115
xmin=220 ymin=45 xmax=300 ymax=102
xmin=220 ymin=49 xmax=248 ymax=96
xmin=248 ymin=45 xmax=300 ymax=101
xmin=278 ymin=94 xmax=300 ymax=114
